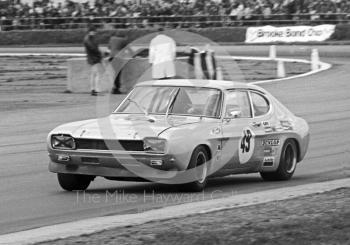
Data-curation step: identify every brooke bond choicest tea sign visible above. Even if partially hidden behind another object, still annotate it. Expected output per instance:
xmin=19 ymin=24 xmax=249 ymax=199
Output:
xmin=245 ymin=25 xmax=336 ymax=43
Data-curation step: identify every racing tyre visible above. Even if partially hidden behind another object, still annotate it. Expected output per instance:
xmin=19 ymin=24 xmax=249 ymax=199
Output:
xmin=180 ymin=146 xmax=209 ymax=192
xmin=57 ymin=173 xmax=93 ymax=191
xmin=260 ymin=139 xmax=297 ymax=181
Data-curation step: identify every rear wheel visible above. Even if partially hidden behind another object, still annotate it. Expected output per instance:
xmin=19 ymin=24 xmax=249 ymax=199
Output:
xmin=57 ymin=173 xmax=93 ymax=191
xmin=180 ymin=146 xmax=209 ymax=192
xmin=260 ymin=139 xmax=297 ymax=181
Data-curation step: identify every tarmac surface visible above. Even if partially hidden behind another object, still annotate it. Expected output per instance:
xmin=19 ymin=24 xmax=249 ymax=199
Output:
xmin=0 ymin=45 xmax=349 ymax=235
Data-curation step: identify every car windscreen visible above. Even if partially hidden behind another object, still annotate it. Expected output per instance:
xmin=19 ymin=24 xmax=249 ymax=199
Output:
xmin=115 ymin=86 xmax=222 ymax=118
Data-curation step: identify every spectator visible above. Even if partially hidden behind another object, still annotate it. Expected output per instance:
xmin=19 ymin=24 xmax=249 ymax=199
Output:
xmin=83 ymin=26 xmax=103 ymax=96
xmin=107 ymin=34 xmax=129 ymax=94
xmin=149 ymin=30 xmax=177 ymax=80
xmin=244 ymin=3 xmax=254 ymax=21
xmin=0 ymin=0 xmax=349 ymax=30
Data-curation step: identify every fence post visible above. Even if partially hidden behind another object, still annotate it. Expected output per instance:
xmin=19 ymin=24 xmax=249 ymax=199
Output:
xmin=311 ymin=49 xmax=320 ymax=71
xmin=194 ymin=53 xmax=203 ymax=79
xmin=277 ymin=60 xmax=286 ymax=78
xmin=216 ymin=67 xmax=223 ymax=80
xmin=206 ymin=50 xmax=215 ymax=80
xmin=269 ymin=45 xmax=277 ymax=60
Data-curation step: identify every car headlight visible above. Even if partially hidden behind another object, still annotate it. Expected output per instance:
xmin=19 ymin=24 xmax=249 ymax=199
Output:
xmin=51 ymin=134 xmax=76 ymax=150
xmin=143 ymin=137 xmax=167 ymax=153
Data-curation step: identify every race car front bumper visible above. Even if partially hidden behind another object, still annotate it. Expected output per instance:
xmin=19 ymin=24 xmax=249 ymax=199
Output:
xmin=48 ymin=149 xmax=182 ymax=180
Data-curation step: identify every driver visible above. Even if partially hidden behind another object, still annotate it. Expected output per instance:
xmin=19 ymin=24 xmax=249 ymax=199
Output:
xmin=172 ymin=89 xmax=193 ymax=115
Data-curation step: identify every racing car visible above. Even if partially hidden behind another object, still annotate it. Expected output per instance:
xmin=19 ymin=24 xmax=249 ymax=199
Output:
xmin=47 ymin=79 xmax=310 ymax=192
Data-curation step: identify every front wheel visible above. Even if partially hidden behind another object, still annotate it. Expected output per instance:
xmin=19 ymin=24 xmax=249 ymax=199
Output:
xmin=57 ymin=173 xmax=94 ymax=191
xmin=260 ymin=139 xmax=297 ymax=181
xmin=180 ymin=146 xmax=209 ymax=192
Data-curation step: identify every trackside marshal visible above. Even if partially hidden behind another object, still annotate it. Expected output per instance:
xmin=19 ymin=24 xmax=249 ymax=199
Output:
xmin=149 ymin=34 xmax=177 ymax=79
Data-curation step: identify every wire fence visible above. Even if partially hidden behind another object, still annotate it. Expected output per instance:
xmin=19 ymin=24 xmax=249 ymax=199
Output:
xmin=1 ymin=13 xmax=349 ymax=31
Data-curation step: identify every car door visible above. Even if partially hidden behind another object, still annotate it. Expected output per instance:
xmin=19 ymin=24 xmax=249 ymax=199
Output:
xmin=220 ymin=90 xmax=259 ymax=170
xmin=249 ymin=90 xmax=280 ymax=169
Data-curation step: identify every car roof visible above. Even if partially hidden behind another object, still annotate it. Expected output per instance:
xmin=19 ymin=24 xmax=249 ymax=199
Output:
xmin=136 ymin=79 xmax=262 ymax=91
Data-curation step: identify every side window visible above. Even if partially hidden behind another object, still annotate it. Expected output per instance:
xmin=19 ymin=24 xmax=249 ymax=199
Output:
xmin=251 ymin=92 xmax=270 ymax=117
xmin=225 ymin=91 xmax=252 ymax=118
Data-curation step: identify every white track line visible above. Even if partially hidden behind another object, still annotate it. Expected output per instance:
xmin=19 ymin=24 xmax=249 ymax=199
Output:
xmin=217 ymin=55 xmax=332 ymax=85
xmin=218 ymin=55 xmax=311 ymax=63
xmin=0 ymin=178 xmax=349 ymax=245
xmin=252 ymin=61 xmax=331 ymax=85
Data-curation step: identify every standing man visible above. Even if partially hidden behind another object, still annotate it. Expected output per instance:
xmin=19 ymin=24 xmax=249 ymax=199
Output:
xmin=149 ymin=31 xmax=177 ymax=80
xmin=84 ymin=26 xmax=103 ymax=96
xmin=107 ymin=34 xmax=128 ymax=94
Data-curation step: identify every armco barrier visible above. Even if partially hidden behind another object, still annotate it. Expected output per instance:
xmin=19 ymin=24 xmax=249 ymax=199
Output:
xmin=0 ymin=27 xmax=247 ymax=46
xmin=330 ymin=24 xmax=350 ymax=41
xmin=1 ymin=25 xmax=349 ymax=46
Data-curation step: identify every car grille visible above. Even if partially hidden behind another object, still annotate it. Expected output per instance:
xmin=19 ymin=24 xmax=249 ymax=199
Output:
xmin=75 ymin=139 xmax=144 ymax=151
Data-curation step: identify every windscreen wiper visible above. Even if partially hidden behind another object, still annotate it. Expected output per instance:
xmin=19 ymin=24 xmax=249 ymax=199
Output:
xmin=127 ymin=98 xmax=155 ymax=123
xmin=127 ymin=98 xmax=148 ymax=116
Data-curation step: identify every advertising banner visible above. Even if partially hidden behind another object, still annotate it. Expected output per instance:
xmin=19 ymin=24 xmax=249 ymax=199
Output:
xmin=246 ymin=25 xmax=335 ymax=43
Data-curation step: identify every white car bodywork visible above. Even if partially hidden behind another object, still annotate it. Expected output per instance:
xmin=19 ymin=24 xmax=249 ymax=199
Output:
xmin=48 ymin=79 xmax=310 ymax=187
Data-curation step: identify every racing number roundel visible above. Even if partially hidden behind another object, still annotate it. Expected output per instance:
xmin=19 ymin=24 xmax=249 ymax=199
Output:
xmin=238 ymin=127 xmax=255 ymax=164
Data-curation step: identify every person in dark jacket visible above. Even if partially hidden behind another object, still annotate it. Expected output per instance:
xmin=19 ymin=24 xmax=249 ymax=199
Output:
xmin=107 ymin=35 xmax=128 ymax=94
xmin=84 ymin=26 xmax=103 ymax=96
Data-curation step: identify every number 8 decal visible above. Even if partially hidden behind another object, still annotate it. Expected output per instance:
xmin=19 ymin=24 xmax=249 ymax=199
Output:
xmin=239 ymin=127 xmax=255 ymax=164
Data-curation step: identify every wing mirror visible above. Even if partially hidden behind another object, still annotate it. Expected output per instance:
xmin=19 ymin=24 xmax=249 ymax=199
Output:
xmin=225 ymin=110 xmax=242 ymax=119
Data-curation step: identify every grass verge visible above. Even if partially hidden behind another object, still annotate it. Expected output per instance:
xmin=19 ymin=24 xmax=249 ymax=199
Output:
xmin=37 ymin=188 xmax=349 ymax=245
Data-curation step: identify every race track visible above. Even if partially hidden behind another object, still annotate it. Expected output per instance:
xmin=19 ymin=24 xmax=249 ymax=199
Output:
xmin=0 ymin=46 xmax=349 ymax=235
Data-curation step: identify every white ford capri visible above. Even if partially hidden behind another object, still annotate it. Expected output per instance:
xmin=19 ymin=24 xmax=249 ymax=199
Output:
xmin=47 ymin=79 xmax=310 ymax=192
